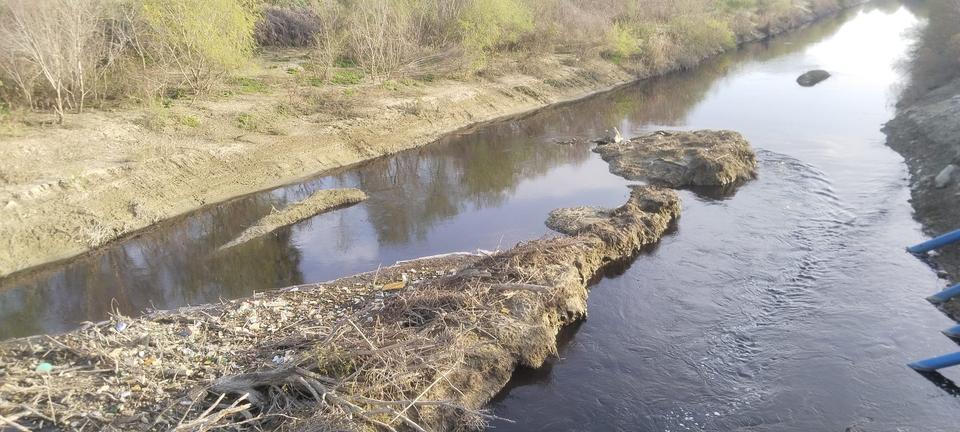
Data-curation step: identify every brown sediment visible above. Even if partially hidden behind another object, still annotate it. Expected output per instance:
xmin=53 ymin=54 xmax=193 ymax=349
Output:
xmin=0 ymin=185 xmax=679 ymax=431
xmin=594 ymin=130 xmax=758 ymax=188
xmin=219 ymin=188 xmax=367 ymax=250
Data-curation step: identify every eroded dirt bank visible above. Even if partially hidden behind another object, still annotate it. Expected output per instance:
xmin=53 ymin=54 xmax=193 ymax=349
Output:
xmin=884 ymin=77 xmax=960 ymax=315
xmin=0 ymin=185 xmax=680 ymax=431
xmin=0 ymin=0 xmax=863 ymax=279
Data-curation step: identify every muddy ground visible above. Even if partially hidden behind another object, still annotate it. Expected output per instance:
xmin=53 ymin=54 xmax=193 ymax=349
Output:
xmin=884 ymin=77 xmax=960 ymax=317
xmin=0 ymin=0 xmax=862 ymax=279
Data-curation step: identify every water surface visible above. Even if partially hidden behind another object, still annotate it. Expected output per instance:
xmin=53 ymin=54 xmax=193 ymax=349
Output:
xmin=489 ymin=3 xmax=960 ymax=431
xmin=2 ymin=2 xmax=959 ymax=430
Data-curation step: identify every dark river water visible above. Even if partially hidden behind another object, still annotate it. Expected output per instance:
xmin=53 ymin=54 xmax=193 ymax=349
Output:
xmin=3 ymin=2 xmax=960 ymax=430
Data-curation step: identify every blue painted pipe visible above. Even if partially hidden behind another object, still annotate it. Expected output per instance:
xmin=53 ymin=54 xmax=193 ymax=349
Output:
xmin=943 ymin=325 xmax=960 ymax=340
xmin=908 ymin=352 xmax=960 ymax=372
xmin=926 ymin=283 xmax=960 ymax=305
xmin=908 ymin=229 xmax=960 ymax=254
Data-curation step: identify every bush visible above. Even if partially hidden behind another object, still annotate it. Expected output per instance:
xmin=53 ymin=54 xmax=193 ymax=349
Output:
xmin=343 ymin=0 xmax=424 ymax=78
xmin=140 ymin=0 xmax=257 ymax=93
xmin=605 ymin=23 xmax=643 ymax=62
xmin=231 ymin=76 xmax=269 ymax=93
xmin=458 ymin=0 xmax=534 ymax=69
xmin=330 ymin=69 xmax=363 ymax=85
xmin=256 ymin=6 xmax=320 ymax=47
xmin=668 ymin=15 xmax=736 ymax=67
xmin=0 ymin=0 xmax=126 ymax=122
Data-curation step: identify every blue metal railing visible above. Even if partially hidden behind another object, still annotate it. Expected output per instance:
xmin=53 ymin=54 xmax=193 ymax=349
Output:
xmin=907 ymin=229 xmax=960 ymax=372
xmin=908 ymin=229 xmax=960 ymax=255
xmin=926 ymin=283 xmax=960 ymax=305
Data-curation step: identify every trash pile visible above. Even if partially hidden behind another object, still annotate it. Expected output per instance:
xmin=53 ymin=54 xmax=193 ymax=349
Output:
xmin=0 ymin=185 xmax=680 ymax=431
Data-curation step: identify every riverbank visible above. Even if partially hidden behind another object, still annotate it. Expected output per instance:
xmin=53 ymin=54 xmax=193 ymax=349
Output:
xmin=0 ymin=0 xmax=863 ymax=279
xmin=884 ymin=76 xmax=960 ymax=315
xmin=0 ymin=185 xmax=681 ymax=431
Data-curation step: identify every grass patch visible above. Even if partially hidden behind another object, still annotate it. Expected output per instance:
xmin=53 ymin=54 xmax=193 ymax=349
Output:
xmin=330 ymin=69 xmax=363 ymax=85
xmin=230 ymin=76 xmax=269 ymax=93
xmin=236 ymin=111 xmax=284 ymax=134
xmin=334 ymin=57 xmax=357 ymax=68
xmin=237 ymin=112 xmax=257 ymax=130
xmin=138 ymin=106 xmax=172 ymax=132
xmin=178 ymin=114 xmax=200 ymax=128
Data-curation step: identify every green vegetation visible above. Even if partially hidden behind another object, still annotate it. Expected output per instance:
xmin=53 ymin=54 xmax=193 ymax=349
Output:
xmin=459 ymin=0 xmax=535 ymax=69
xmin=141 ymin=0 xmax=257 ymax=93
xmin=0 ymin=0 xmax=852 ymax=120
xmin=237 ymin=111 xmax=283 ymax=134
xmin=330 ymin=69 xmax=363 ymax=85
xmin=231 ymin=77 xmax=269 ymax=93
xmin=606 ymin=23 xmax=645 ymax=63
xmin=236 ymin=112 xmax=258 ymax=130
xmin=179 ymin=114 xmax=201 ymax=128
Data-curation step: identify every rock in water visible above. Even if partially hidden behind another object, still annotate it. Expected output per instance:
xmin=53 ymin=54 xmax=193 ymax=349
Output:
xmin=797 ymin=69 xmax=831 ymax=87
xmin=935 ymin=164 xmax=957 ymax=188
xmin=593 ymin=130 xmax=758 ymax=187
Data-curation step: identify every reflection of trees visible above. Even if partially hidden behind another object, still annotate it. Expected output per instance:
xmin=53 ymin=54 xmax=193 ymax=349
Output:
xmin=0 ymin=188 xmax=306 ymax=339
xmin=577 ymin=6 xmax=853 ymax=130
xmin=897 ymin=0 xmax=960 ymax=104
xmin=356 ymin=130 xmax=592 ymax=244
xmin=0 ymin=4 xmax=870 ymax=340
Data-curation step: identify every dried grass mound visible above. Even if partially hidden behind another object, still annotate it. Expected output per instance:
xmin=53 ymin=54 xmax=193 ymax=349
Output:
xmin=545 ymin=206 xmax=613 ymax=235
xmin=594 ymin=130 xmax=758 ymax=187
xmin=0 ymin=186 xmax=678 ymax=432
xmin=220 ymin=188 xmax=368 ymax=250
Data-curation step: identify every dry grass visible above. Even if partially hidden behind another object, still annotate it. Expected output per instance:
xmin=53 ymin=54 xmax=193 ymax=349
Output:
xmin=0 ymin=0 xmax=857 ymax=118
xmin=0 ymin=185 xmax=679 ymax=431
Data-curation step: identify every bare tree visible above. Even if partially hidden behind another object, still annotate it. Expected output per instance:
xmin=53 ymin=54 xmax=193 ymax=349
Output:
xmin=0 ymin=0 xmax=109 ymax=122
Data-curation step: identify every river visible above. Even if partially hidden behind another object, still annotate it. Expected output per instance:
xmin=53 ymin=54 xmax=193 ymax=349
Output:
xmin=2 ymin=2 xmax=959 ymax=430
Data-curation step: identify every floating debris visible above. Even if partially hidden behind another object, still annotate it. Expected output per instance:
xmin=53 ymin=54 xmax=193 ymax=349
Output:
xmin=219 ymin=188 xmax=368 ymax=250
xmin=594 ymin=130 xmax=758 ymax=187
xmin=0 ymin=186 xmax=679 ymax=431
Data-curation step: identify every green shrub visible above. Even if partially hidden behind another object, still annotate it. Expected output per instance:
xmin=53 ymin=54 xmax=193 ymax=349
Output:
xmin=236 ymin=111 xmax=283 ymax=134
xmin=668 ymin=16 xmax=736 ymax=66
xmin=178 ymin=114 xmax=200 ymax=128
xmin=605 ymin=23 xmax=643 ymax=62
xmin=459 ymin=0 xmax=534 ymax=69
xmin=139 ymin=106 xmax=172 ymax=132
xmin=237 ymin=112 xmax=257 ymax=130
xmin=141 ymin=0 xmax=257 ymax=93
xmin=331 ymin=70 xmax=363 ymax=85
xmin=231 ymin=77 xmax=269 ymax=93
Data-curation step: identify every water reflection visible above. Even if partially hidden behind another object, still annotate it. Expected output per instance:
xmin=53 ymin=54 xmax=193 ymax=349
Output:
xmin=0 ymin=3 xmax=877 ymax=340
xmin=895 ymin=0 xmax=960 ymax=104
xmin=488 ymin=3 xmax=960 ymax=431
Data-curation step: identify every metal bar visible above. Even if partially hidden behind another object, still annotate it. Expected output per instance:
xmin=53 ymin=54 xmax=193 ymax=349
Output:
xmin=926 ymin=283 xmax=960 ymax=305
xmin=943 ymin=324 xmax=960 ymax=340
xmin=908 ymin=352 xmax=960 ymax=372
xmin=908 ymin=229 xmax=960 ymax=254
